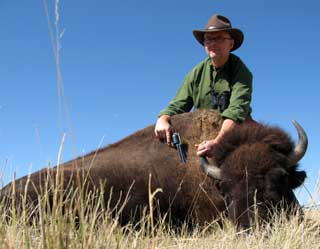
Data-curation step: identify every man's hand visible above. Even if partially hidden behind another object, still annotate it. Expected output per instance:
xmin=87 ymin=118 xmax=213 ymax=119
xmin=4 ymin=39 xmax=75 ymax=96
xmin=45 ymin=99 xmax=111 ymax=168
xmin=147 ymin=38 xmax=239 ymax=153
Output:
xmin=195 ymin=139 xmax=218 ymax=157
xmin=154 ymin=115 xmax=175 ymax=145
xmin=195 ymin=118 xmax=237 ymax=157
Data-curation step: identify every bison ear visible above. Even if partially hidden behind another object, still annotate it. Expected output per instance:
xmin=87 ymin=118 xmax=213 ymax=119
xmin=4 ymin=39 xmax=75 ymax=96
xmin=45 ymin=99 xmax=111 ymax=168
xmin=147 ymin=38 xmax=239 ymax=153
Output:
xmin=288 ymin=171 xmax=306 ymax=189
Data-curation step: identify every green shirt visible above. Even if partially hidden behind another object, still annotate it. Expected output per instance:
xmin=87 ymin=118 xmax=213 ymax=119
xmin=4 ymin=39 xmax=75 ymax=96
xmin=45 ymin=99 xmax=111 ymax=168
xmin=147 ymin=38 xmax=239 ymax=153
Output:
xmin=159 ymin=53 xmax=253 ymax=123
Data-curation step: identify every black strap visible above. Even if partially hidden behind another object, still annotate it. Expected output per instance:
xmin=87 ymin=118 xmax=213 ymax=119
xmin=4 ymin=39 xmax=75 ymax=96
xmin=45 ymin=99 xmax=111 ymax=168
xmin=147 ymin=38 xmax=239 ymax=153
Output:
xmin=209 ymin=65 xmax=232 ymax=112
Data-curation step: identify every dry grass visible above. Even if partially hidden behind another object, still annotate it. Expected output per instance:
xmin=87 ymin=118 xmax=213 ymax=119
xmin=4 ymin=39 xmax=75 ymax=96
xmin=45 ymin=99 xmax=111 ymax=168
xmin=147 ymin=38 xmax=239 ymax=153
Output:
xmin=0 ymin=177 xmax=319 ymax=249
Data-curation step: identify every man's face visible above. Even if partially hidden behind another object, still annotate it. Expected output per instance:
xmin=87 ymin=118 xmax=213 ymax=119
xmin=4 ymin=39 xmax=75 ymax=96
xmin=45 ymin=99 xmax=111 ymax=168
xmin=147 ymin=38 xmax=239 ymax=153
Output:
xmin=204 ymin=31 xmax=234 ymax=60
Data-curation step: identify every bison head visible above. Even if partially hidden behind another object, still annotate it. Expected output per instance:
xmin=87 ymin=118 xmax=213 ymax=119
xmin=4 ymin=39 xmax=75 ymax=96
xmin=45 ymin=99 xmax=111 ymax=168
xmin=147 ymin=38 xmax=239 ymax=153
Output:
xmin=200 ymin=120 xmax=307 ymax=230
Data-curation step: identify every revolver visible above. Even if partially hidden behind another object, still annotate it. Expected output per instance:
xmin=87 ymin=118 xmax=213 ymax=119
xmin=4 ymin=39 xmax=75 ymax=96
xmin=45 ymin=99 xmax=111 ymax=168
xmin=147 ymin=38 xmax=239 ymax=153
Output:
xmin=171 ymin=132 xmax=186 ymax=163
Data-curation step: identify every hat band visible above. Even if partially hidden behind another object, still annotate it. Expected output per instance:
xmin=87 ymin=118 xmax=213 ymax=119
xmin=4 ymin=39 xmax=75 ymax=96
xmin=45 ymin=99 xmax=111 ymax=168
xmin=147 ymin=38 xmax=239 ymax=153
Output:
xmin=205 ymin=25 xmax=232 ymax=31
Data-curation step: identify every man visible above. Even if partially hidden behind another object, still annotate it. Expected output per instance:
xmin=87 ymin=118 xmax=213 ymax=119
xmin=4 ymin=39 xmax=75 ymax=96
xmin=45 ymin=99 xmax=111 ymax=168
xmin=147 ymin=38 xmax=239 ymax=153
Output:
xmin=154 ymin=14 xmax=253 ymax=157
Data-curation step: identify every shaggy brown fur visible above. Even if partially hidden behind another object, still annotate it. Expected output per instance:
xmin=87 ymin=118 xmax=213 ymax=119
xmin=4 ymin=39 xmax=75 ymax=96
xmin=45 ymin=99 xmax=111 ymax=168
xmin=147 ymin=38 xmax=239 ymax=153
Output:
xmin=211 ymin=122 xmax=306 ymax=229
xmin=0 ymin=110 xmax=306 ymax=229
xmin=0 ymin=110 xmax=226 ymax=226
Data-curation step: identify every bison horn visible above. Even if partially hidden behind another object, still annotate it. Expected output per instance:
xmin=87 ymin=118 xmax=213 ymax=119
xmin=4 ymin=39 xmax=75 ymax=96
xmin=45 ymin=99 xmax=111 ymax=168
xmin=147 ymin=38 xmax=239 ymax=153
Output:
xmin=288 ymin=120 xmax=308 ymax=167
xmin=199 ymin=156 xmax=221 ymax=180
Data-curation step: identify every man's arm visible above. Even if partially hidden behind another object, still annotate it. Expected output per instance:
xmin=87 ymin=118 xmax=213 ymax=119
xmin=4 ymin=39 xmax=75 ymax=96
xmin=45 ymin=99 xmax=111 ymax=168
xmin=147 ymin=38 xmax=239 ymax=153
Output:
xmin=222 ymin=61 xmax=253 ymax=122
xmin=155 ymin=68 xmax=197 ymax=144
xmin=196 ymin=118 xmax=237 ymax=157
xmin=158 ymin=73 xmax=195 ymax=117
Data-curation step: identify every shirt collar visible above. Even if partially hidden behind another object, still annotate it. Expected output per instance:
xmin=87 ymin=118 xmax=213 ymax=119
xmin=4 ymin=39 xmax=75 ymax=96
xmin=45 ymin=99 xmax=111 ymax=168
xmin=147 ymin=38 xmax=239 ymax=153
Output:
xmin=207 ymin=54 xmax=232 ymax=72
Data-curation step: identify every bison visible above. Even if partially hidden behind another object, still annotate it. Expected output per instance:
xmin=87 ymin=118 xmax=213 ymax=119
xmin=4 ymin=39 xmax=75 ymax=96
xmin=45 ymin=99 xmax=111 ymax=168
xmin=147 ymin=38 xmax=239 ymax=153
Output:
xmin=0 ymin=110 xmax=307 ymax=230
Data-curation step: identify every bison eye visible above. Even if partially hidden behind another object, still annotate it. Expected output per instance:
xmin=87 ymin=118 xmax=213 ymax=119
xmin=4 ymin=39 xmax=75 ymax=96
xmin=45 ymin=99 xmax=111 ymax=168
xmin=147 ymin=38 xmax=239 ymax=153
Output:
xmin=216 ymin=181 xmax=231 ymax=197
xmin=266 ymin=168 xmax=288 ymax=186
xmin=215 ymin=181 xmax=222 ymax=191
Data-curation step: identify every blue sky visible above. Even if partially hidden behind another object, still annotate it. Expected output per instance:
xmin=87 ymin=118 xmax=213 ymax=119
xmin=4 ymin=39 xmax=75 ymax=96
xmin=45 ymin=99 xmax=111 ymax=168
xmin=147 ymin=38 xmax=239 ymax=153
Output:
xmin=0 ymin=0 xmax=319 ymax=205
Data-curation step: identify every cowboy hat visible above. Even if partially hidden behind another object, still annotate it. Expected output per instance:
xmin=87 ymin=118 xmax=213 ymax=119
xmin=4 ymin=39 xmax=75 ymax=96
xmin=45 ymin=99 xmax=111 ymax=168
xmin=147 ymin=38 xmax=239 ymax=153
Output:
xmin=192 ymin=14 xmax=244 ymax=51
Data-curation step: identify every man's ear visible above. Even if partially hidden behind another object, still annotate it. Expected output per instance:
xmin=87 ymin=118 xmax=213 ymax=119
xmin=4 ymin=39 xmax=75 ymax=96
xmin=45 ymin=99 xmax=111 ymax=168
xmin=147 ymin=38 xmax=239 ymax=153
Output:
xmin=229 ymin=39 xmax=234 ymax=50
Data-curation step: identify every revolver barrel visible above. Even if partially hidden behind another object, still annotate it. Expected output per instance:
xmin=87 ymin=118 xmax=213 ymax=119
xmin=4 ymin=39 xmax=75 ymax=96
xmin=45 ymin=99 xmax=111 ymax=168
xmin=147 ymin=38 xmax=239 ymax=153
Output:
xmin=172 ymin=132 xmax=186 ymax=163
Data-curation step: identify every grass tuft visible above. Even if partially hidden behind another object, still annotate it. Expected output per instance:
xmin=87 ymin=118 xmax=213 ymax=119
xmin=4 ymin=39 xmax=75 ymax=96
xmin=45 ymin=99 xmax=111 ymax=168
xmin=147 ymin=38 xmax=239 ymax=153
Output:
xmin=0 ymin=173 xmax=319 ymax=249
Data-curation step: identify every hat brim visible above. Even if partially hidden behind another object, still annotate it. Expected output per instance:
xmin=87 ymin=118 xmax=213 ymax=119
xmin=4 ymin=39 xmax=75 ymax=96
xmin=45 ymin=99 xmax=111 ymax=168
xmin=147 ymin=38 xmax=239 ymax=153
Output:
xmin=192 ymin=28 xmax=244 ymax=51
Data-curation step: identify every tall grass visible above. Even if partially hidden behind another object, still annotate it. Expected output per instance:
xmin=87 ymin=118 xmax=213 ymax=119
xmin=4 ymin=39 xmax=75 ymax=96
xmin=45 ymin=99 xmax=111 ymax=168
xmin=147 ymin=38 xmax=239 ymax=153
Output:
xmin=0 ymin=172 xmax=319 ymax=249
